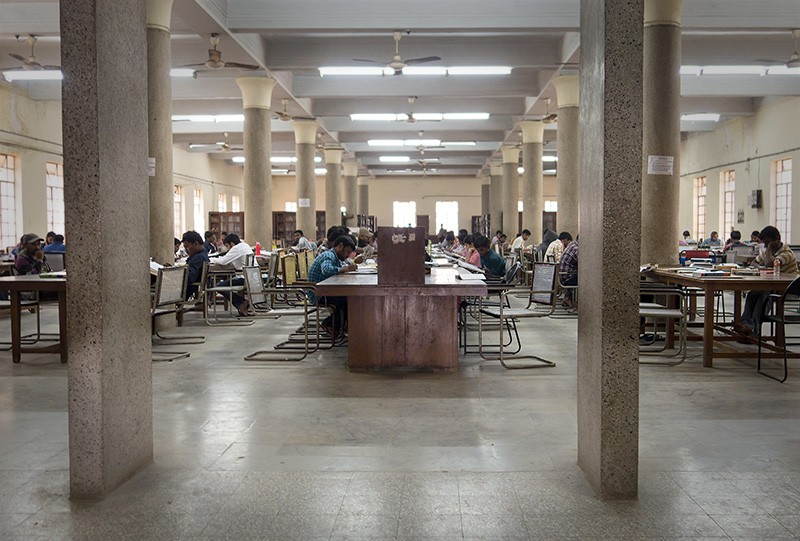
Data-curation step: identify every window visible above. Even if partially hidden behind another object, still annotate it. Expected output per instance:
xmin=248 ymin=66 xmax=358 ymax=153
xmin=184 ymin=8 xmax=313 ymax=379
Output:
xmin=193 ymin=188 xmax=204 ymax=232
xmin=0 ymin=154 xmax=16 ymax=250
xmin=46 ymin=162 xmax=65 ymax=235
xmin=721 ymin=170 xmax=735 ymax=236
xmin=435 ymin=201 xmax=458 ymax=233
xmin=217 ymin=193 xmax=227 ymax=212
xmin=173 ymin=185 xmax=185 ymax=238
xmin=694 ymin=176 xmax=707 ymax=241
xmin=285 ymin=201 xmax=298 ymax=212
xmin=231 ymin=195 xmax=240 ymax=212
xmin=392 ymin=201 xmax=416 ymax=227
xmin=774 ymin=158 xmax=792 ymax=243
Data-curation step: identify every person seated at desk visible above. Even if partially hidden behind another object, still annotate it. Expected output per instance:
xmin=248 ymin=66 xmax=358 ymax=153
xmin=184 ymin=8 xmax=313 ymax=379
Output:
xmin=679 ymin=230 xmax=697 ymax=246
xmin=174 ymin=237 xmax=188 ymax=259
xmin=203 ymin=231 xmax=217 ymax=254
xmin=538 ymin=228 xmax=558 ymax=261
xmin=43 ymin=234 xmax=66 ymax=253
xmin=560 ymin=235 xmax=579 ymax=309
xmin=15 ymin=233 xmax=48 ymax=276
xmin=463 ymin=234 xmax=481 ymax=267
xmin=210 ymin=233 xmax=254 ymax=316
xmin=545 ymin=231 xmax=570 ymax=263
xmin=722 ymin=230 xmax=747 ymax=253
xmin=704 ymin=231 xmax=722 ymax=246
xmin=307 ymin=235 xmax=357 ymax=337
xmin=355 ymin=228 xmax=377 ymax=262
xmin=440 ymin=231 xmax=457 ymax=251
xmin=291 ymin=229 xmax=316 ymax=252
xmin=316 ymin=225 xmax=349 ymax=256
xmin=181 ymin=231 xmax=209 ymax=300
xmin=510 ymin=229 xmax=531 ymax=252
xmin=474 ymin=235 xmax=505 ymax=278
xmin=750 ymin=230 xmax=761 ymax=244
xmin=734 ymin=226 xmax=798 ymax=337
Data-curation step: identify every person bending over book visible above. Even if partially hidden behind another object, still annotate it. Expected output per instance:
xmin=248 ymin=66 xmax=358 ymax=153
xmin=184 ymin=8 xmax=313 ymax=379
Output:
xmin=734 ymin=226 xmax=797 ymax=337
xmin=307 ymin=235 xmax=357 ymax=338
xmin=473 ymin=235 xmax=505 ymax=278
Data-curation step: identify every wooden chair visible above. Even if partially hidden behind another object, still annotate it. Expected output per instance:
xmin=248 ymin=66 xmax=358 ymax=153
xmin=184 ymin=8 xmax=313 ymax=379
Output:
xmin=281 ymin=253 xmax=299 ymax=286
xmin=151 ymin=266 xmax=205 ymax=362
xmin=297 ymin=250 xmax=310 ymax=280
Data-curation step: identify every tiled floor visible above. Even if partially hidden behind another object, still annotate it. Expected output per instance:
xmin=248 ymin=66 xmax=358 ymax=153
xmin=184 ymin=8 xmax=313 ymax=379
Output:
xmin=1 ymin=297 xmax=799 ymax=539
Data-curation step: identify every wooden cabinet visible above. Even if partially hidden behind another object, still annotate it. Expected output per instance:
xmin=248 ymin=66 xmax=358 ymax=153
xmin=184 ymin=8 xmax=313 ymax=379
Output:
xmin=316 ymin=211 xmax=326 ymax=242
xmin=272 ymin=211 xmax=297 ymax=244
xmin=471 ymin=215 xmax=489 ymax=236
xmin=357 ymin=215 xmax=376 ymax=232
xmin=208 ymin=211 xmax=244 ymax=239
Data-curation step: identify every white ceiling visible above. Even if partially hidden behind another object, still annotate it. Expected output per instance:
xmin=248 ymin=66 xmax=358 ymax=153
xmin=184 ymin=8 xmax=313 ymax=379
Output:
xmin=1 ymin=0 xmax=799 ymax=177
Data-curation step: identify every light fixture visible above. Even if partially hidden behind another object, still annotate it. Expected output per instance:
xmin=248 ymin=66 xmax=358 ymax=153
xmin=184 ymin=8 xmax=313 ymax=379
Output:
xmin=272 ymin=169 xmax=290 ymax=175
xmin=386 ymin=168 xmax=411 ymax=173
xmin=368 ymin=139 xmax=442 ymax=147
xmin=318 ymin=66 xmax=511 ymax=77
xmin=350 ymin=113 xmax=408 ymax=121
xmin=340 ymin=206 xmax=347 ymax=213
xmin=767 ymin=66 xmax=800 ymax=75
xmin=681 ymin=113 xmax=720 ymax=122
xmin=271 ymin=157 xmax=296 ymax=164
xmin=517 ymin=201 xmax=524 ymax=212
xmin=700 ymin=65 xmax=767 ymax=76
xmin=517 ymin=166 xmax=524 ymax=174
xmin=314 ymin=167 xmax=327 ymax=175
xmin=447 ymin=66 xmax=511 ymax=75
xmin=379 ymin=156 xmax=411 ymax=163
xmin=544 ymin=169 xmax=557 ymax=175
xmin=231 ymin=156 xmax=245 ymax=163
xmin=351 ymin=113 xmax=488 ymax=122
xmin=319 ymin=67 xmax=386 ymax=76
xmin=3 ymin=70 xmax=63 ymax=82
xmin=402 ymin=67 xmax=448 ymax=75
xmin=542 ymin=155 xmax=558 ymax=162
xmin=411 ymin=113 xmax=444 ymax=121
xmin=442 ymin=112 xmax=490 ymax=120
xmin=170 ymin=68 xmax=196 ymax=78
xmin=680 ymin=65 xmax=702 ymax=76
xmin=171 ymin=114 xmax=244 ymax=123
xmin=441 ymin=141 xmax=477 ymax=146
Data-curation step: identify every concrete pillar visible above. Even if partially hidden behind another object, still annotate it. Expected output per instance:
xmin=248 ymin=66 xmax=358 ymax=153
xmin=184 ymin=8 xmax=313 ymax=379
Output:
xmin=292 ymin=119 xmax=318 ymax=239
xmin=61 ymin=0 xmax=153 ymax=499
xmin=489 ymin=163 xmax=503 ymax=236
xmin=552 ymin=75 xmax=580 ymax=237
xmin=501 ymin=146 xmax=520 ymax=236
xmin=147 ymin=0 xmax=175 ymax=264
xmin=236 ymin=77 xmax=276 ymax=244
xmin=519 ymin=121 xmax=545 ymax=241
xmin=343 ymin=162 xmax=359 ymax=227
xmin=481 ymin=176 xmax=490 ymax=217
xmin=358 ymin=177 xmax=369 ymax=217
xmin=324 ymin=149 xmax=343 ymax=230
xmin=642 ymin=0 xmax=682 ymax=265
xmin=577 ymin=0 xmax=643 ymax=500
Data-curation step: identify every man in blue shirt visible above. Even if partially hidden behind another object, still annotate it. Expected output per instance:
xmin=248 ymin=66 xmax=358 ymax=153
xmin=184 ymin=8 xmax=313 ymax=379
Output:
xmin=181 ymin=231 xmax=210 ymax=300
xmin=474 ymin=235 xmax=506 ymax=277
xmin=42 ymin=234 xmax=66 ymax=253
xmin=307 ymin=235 xmax=357 ymax=337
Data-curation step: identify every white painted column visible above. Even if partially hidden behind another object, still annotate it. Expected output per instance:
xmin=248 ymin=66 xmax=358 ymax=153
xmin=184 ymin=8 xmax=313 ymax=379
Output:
xmin=501 ymin=146 xmax=520 ymax=236
xmin=236 ymin=77 xmax=276 ymax=244
xmin=292 ymin=119 xmax=318 ymax=239
xmin=324 ymin=148 xmax=343 ymax=230
xmin=519 ymin=120 xmax=545 ymax=241
xmin=552 ymin=75 xmax=580 ymax=237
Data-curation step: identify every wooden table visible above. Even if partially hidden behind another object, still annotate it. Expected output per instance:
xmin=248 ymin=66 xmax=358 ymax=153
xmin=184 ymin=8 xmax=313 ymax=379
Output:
xmin=0 ymin=275 xmax=67 ymax=363
xmin=315 ymin=267 xmax=487 ymax=371
xmin=647 ymin=269 xmax=796 ymax=368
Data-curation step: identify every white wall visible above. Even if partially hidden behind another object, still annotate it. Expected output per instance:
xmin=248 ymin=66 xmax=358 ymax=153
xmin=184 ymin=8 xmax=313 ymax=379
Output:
xmin=680 ymin=96 xmax=800 ymax=243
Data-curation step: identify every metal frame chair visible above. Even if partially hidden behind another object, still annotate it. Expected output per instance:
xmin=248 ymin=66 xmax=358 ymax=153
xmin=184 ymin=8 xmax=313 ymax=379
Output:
xmin=757 ymin=276 xmax=800 ymax=382
xmin=478 ymin=262 xmax=558 ymax=369
xmin=199 ymin=262 xmax=254 ymax=326
xmin=151 ymin=266 xmax=205 ymax=362
xmin=639 ymin=283 xmax=688 ymax=366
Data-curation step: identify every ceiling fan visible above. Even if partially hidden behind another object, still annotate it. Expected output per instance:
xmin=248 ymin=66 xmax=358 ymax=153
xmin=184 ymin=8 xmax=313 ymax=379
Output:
xmin=757 ymin=29 xmax=800 ymax=68
xmin=182 ymin=33 xmax=260 ymax=72
xmin=272 ymin=99 xmax=316 ymax=122
xmin=7 ymin=35 xmax=60 ymax=71
xmin=188 ymin=132 xmax=243 ymax=152
xmin=353 ymin=31 xmax=441 ymax=75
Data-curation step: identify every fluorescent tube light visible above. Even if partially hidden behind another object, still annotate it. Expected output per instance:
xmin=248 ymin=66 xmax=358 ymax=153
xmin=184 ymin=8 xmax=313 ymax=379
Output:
xmin=402 ymin=67 xmax=448 ymax=75
xmin=680 ymin=65 xmax=702 ymax=76
xmin=350 ymin=113 xmax=408 ymax=121
xmin=319 ymin=67 xmax=385 ymax=76
xmin=411 ymin=113 xmax=444 ymax=121
xmin=368 ymin=139 xmax=442 ymax=147
xmin=386 ymin=168 xmax=411 ymax=173
xmin=441 ymin=141 xmax=476 ymax=146
xmin=542 ymin=155 xmax=558 ymax=162
xmin=215 ymin=114 xmax=245 ymax=122
xmin=314 ymin=167 xmax=327 ymax=175
xmin=447 ymin=66 xmax=511 ymax=75
xmin=368 ymin=139 xmax=405 ymax=147
xmin=314 ymin=156 xmax=322 ymax=163
xmin=170 ymin=68 xmax=196 ymax=78
xmin=767 ymin=66 xmax=800 ymax=75
xmin=701 ymin=65 xmax=767 ymax=76
xmin=172 ymin=114 xmax=244 ymax=123
xmin=405 ymin=139 xmax=441 ymax=146
xmin=272 ymin=169 xmax=289 ymax=175
xmin=379 ymin=156 xmax=411 ymax=163
xmin=681 ymin=113 xmax=720 ymax=122
xmin=3 ymin=70 xmax=63 ymax=82
xmin=442 ymin=112 xmax=490 ymax=120
xmin=232 ymin=156 xmax=245 ymax=163
xmin=544 ymin=169 xmax=557 ymax=175
xmin=270 ymin=156 xmax=296 ymax=164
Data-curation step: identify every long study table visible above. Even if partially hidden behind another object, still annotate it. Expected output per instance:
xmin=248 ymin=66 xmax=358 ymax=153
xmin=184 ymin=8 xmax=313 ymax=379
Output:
xmin=647 ymin=268 xmax=796 ymax=368
xmin=314 ymin=267 xmax=487 ymax=371
xmin=0 ymin=275 xmax=67 ymax=363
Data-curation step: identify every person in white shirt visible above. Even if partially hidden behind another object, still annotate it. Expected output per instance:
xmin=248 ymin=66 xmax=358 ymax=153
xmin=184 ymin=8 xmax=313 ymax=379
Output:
xmin=210 ymin=233 xmax=254 ymax=315
xmin=510 ymin=229 xmax=531 ymax=252
xmin=291 ymin=229 xmax=316 ymax=252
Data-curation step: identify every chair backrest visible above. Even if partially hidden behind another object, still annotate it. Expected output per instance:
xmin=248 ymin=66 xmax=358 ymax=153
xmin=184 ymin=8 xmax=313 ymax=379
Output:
xmin=282 ymin=254 xmax=298 ymax=286
xmin=784 ymin=276 xmax=800 ymax=300
xmin=46 ymin=252 xmax=65 ymax=272
xmin=297 ymin=250 xmax=310 ymax=279
xmin=502 ymin=261 xmax=521 ymax=285
xmin=266 ymin=252 xmax=280 ymax=286
xmin=504 ymin=252 xmax=518 ymax=272
xmin=154 ymin=266 xmax=188 ymax=310
xmin=529 ymin=262 xmax=558 ymax=306
xmin=305 ymin=250 xmax=316 ymax=272
xmin=682 ymin=249 xmax=710 ymax=261
xmin=242 ymin=265 xmax=267 ymax=306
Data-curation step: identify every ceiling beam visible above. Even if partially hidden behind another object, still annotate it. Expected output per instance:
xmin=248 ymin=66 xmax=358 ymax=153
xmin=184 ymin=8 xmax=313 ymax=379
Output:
xmin=681 ymin=75 xmax=800 ymax=97
xmin=0 ymin=2 xmax=59 ymax=35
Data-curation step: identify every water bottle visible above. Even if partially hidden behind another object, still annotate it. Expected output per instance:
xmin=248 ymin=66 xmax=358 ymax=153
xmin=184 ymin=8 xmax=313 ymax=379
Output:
xmin=774 ymin=258 xmax=781 ymax=276
xmin=255 ymin=242 xmax=261 ymax=256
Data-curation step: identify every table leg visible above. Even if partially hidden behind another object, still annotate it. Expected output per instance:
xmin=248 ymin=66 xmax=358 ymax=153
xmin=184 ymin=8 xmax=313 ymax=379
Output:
xmin=10 ymin=291 xmax=21 ymax=363
xmin=58 ymin=290 xmax=67 ymax=363
xmin=733 ymin=291 xmax=742 ymax=323
xmin=703 ymin=287 xmax=715 ymax=368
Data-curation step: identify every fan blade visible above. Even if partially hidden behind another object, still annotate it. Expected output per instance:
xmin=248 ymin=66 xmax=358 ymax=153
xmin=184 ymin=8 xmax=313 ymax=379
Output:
xmin=181 ymin=63 xmax=208 ymax=68
xmin=9 ymin=53 xmax=28 ymax=63
xmin=403 ymin=56 xmax=442 ymax=65
xmin=544 ymin=113 xmax=558 ymax=122
xmin=293 ymin=116 xmax=317 ymax=121
xmin=353 ymin=58 xmax=382 ymax=64
xmin=42 ymin=65 xmax=61 ymax=70
xmin=223 ymin=62 xmax=260 ymax=70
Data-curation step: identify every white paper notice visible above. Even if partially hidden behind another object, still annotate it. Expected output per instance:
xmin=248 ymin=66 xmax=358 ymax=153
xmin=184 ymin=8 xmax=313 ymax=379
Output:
xmin=647 ymin=155 xmax=674 ymax=176
xmin=298 ymin=198 xmax=310 ymax=207
xmin=147 ymin=157 xmax=156 ymax=177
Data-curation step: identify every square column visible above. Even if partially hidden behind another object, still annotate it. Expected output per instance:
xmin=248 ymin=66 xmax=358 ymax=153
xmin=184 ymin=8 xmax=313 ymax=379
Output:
xmin=61 ymin=0 xmax=153 ymax=498
xmin=577 ymin=0 xmax=644 ymax=499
